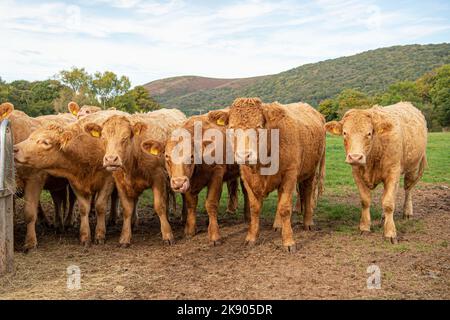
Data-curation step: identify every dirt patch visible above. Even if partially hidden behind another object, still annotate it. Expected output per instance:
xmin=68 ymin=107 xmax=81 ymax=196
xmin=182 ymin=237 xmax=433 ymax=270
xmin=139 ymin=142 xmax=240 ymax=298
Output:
xmin=1 ymin=185 xmax=449 ymax=299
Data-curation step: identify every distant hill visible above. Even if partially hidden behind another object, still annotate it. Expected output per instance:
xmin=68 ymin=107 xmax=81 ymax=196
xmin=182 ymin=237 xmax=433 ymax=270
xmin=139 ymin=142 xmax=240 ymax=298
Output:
xmin=143 ymin=43 xmax=450 ymax=115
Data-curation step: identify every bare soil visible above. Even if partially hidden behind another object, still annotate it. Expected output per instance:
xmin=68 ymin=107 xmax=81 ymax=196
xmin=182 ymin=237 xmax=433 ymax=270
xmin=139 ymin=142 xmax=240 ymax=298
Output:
xmin=0 ymin=185 xmax=449 ymax=300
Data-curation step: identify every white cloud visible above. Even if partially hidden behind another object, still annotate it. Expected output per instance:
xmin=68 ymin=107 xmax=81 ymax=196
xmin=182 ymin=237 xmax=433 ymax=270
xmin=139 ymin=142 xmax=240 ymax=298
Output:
xmin=0 ymin=0 xmax=448 ymax=85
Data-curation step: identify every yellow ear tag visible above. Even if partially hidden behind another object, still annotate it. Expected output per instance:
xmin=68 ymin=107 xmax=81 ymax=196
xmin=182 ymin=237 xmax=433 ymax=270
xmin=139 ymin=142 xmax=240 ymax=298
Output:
xmin=71 ymin=110 xmax=78 ymax=116
xmin=149 ymin=147 xmax=159 ymax=155
xmin=216 ymin=118 xmax=225 ymax=126
xmin=91 ymin=130 xmax=100 ymax=138
xmin=378 ymin=129 xmax=383 ymax=134
xmin=333 ymin=127 xmax=341 ymax=135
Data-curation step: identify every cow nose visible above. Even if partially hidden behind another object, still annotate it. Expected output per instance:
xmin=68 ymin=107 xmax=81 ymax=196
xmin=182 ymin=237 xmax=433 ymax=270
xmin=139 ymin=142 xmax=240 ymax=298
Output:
xmin=13 ymin=146 xmax=19 ymax=153
xmin=171 ymin=176 xmax=189 ymax=192
xmin=103 ymin=155 xmax=120 ymax=166
xmin=346 ymin=153 xmax=365 ymax=164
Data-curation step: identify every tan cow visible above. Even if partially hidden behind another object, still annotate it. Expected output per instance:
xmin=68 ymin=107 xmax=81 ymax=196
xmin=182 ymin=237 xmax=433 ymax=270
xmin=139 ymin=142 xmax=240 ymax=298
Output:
xmin=14 ymin=110 xmax=127 ymax=246
xmin=142 ymin=113 xmax=248 ymax=245
xmin=325 ymin=102 xmax=427 ymax=243
xmin=208 ymin=98 xmax=326 ymax=252
xmin=0 ymin=102 xmax=75 ymax=250
xmin=68 ymin=101 xmax=102 ymax=119
xmin=83 ymin=109 xmax=186 ymax=247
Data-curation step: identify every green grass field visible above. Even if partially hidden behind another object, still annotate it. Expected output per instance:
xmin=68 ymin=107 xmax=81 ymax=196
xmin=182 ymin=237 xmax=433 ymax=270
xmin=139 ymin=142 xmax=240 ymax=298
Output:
xmin=138 ymin=132 xmax=449 ymax=224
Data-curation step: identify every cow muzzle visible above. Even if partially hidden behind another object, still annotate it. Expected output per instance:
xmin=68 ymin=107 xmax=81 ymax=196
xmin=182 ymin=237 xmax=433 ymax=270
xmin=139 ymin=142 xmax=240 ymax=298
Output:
xmin=235 ymin=150 xmax=257 ymax=164
xmin=13 ymin=145 xmax=27 ymax=165
xmin=170 ymin=176 xmax=190 ymax=193
xmin=103 ymin=154 xmax=122 ymax=171
xmin=346 ymin=153 xmax=366 ymax=165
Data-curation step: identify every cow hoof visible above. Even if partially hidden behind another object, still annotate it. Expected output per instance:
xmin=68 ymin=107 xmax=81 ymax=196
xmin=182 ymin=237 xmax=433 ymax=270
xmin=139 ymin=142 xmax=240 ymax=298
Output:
xmin=284 ymin=244 xmax=297 ymax=253
xmin=360 ymin=230 xmax=371 ymax=236
xmin=385 ymin=236 xmax=398 ymax=244
xmin=81 ymin=240 xmax=91 ymax=248
xmin=304 ymin=225 xmax=315 ymax=231
xmin=95 ymin=239 xmax=105 ymax=245
xmin=119 ymin=243 xmax=131 ymax=248
xmin=163 ymin=238 xmax=175 ymax=246
xmin=210 ymin=240 xmax=222 ymax=246
xmin=273 ymin=227 xmax=281 ymax=232
xmin=402 ymin=214 xmax=411 ymax=220
xmin=23 ymin=244 xmax=37 ymax=253
xmin=245 ymin=239 xmax=256 ymax=246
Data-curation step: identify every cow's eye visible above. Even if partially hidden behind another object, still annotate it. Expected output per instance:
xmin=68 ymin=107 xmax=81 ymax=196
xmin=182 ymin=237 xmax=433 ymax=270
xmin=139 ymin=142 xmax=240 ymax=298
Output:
xmin=367 ymin=132 xmax=372 ymax=137
xmin=343 ymin=131 xmax=347 ymax=136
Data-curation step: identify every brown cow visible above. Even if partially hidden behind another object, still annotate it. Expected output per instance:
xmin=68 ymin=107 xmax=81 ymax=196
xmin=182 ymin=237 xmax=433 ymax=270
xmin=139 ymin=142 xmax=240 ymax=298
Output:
xmin=68 ymin=101 xmax=102 ymax=119
xmin=14 ymin=110 xmax=126 ymax=246
xmin=83 ymin=109 xmax=186 ymax=247
xmin=208 ymin=98 xmax=326 ymax=252
xmin=142 ymin=113 xmax=249 ymax=245
xmin=0 ymin=102 xmax=75 ymax=250
xmin=325 ymin=102 xmax=427 ymax=243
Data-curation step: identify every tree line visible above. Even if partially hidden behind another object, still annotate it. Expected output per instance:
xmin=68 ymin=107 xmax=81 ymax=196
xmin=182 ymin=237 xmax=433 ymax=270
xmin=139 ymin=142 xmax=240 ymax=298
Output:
xmin=318 ymin=64 xmax=450 ymax=131
xmin=0 ymin=67 xmax=161 ymax=117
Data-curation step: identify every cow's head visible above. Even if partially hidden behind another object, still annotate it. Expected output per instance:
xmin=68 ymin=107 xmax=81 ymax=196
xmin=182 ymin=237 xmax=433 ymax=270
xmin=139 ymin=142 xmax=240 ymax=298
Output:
xmin=208 ymin=98 xmax=284 ymax=165
xmin=84 ymin=116 xmax=145 ymax=171
xmin=14 ymin=124 xmax=73 ymax=169
xmin=0 ymin=102 xmax=14 ymax=120
xmin=68 ymin=102 xmax=102 ymax=119
xmin=325 ymin=108 xmax=393 ymax=166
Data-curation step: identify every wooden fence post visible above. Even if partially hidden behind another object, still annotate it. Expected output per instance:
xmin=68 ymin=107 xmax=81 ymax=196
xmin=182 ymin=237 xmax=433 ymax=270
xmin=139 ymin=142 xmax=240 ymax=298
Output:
xmin=0 ymin=119 xmax=14 ymax=275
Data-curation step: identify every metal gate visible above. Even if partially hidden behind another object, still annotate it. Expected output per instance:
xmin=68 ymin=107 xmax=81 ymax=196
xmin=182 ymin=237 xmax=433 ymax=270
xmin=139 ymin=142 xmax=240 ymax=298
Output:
xmin=0 ymin=119 xmax=14 ymax=275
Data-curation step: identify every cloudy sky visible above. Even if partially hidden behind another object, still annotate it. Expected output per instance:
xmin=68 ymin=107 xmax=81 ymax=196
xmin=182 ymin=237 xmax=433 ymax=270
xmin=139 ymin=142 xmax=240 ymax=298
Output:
xmin=0 ymin=0 xmax=449 ymax=85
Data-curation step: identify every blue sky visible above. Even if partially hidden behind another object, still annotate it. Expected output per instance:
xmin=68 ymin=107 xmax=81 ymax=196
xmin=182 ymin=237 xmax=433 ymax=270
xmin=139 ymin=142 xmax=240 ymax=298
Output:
xmin=0 ymin=0 xmax=449 ymax=86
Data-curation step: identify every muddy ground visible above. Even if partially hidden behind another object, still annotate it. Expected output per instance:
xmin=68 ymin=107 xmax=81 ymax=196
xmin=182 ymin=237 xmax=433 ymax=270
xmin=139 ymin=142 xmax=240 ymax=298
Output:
xmin=0 ymin=185 xmax=449 ymax=300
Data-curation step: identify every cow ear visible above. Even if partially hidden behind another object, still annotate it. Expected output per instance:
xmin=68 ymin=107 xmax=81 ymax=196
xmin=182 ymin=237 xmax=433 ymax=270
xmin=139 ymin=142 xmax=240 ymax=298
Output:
xmin=0 ymin=102 xmax=14 ymax=120
xmin=371 ymin=111 xmax=393 ymax=135
xmin=374 ymin=120 xmax=393 ymax=135
xmin=262 ymin=104 xmax=285 ymax=123
xmin=325 ymin=121 xmax=343 ymax=135
xmin=59 ymin=131 xmax=74 ymax=149
xmin=133 ymin=122 xmax=147 ymax=136
xmin=84 ymin=123 xmax=103 ymax=138
xmin=68 ymin=102 xmax=80 ymax=116
xmin=208 ymin=110 xmax=229 ymax=126
xmin=141 ymin=139 xmax=165 ymax=156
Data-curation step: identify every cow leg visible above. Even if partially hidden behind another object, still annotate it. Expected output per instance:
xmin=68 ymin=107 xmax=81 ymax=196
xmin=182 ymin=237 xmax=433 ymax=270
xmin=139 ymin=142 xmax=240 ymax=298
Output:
xmin=382 ymin=175 xmax=399 ymax=244
xmin=300 ymin=178 xmax=315 ymax=231
xmin=226 ymin=179 xmax=239 ymax=214
xmin=277 ymin=177 xmax=297 ymax=252
xmin=240 ymin=178 xmax=250 ymax=222
xmin=272 ymin=192 xmax=283 ymax=231
xmin=132 ymin=198 xmax=139 ymax=230
xmin=108 ymin=187 xmax=119 ymax=227
xmin=94 ymin=182 xmax=114 ymax=245
xmin=50 ymin=188 xmax=66 ymax=233
xmin=242 ymin=181 xmax=262 ymax=246
xmin=293 ymin=186 xmax=301 ymax=214
xmin=206 ymin=177 xmax=223 ymax=245
xmin=72 ymin=191 xmax=92 ymax=247
xmin=403 ymin=160 xmax=424 ymax=219
xmin=184 ymin=192 xmax=198 ymax=238
xmin=64 ymin=185 xmax=77 ymax=228
xmin=353 ymin=171 xmax=372 ymax=234
xmin=116 ymin=185 xmax=134 ymax=247
xmin=152 ymin=181 xmax=174 ymax=245
xmin=181 ymin=194 xmax=187 ymax=223
xmin=23 ymin=178 xmax=46 ymax=251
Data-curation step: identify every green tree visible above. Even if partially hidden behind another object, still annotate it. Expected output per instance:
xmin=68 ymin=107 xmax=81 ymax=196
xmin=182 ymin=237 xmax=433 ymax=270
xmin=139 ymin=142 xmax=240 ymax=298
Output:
xmin=318 ymin=98 xmax=338 ymax=121
xmin=91 ymin=71 xmax=131 ymax=108
xmin=58 ymin=67 xmax=92 ymax=95
xmin=114 ymin=86 xmax=161 ymax=113
xmin=336 ymin=89 xmax=372 ymax=117
xmin=377 ymin=81 xmax=422 ymax=106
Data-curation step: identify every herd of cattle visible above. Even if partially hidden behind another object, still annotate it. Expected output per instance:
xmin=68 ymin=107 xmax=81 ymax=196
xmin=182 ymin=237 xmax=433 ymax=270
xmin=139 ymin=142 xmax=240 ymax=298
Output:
xmin=0 ymin=97 xmax=428 ymax=252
